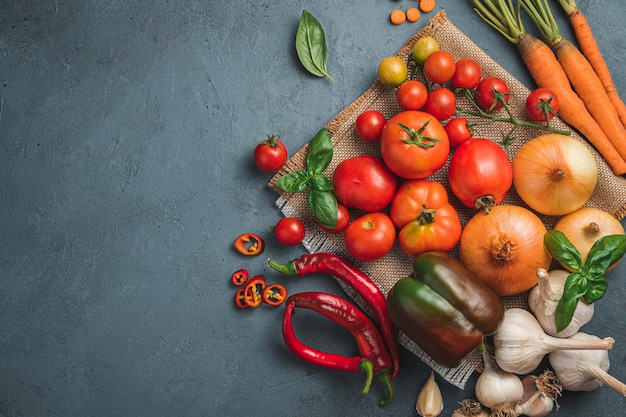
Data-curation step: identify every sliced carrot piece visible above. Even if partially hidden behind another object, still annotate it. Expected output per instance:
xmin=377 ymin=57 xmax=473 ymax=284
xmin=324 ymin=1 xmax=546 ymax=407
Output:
xmin=406 ymin=7 xmax=420 ymax=23
xmin=390 ymin=9 xmax=406 ymax=25
xmin=420 ymin=0 xmax=436 ymax=13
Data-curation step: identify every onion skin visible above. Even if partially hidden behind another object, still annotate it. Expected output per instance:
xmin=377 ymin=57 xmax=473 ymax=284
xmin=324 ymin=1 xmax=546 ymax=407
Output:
xmin=458 ymin=205 xmax=552 ymax=296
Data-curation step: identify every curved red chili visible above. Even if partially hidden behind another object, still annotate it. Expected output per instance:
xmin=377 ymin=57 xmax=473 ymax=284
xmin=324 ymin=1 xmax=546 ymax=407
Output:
xmin=233 ymin=233 xmax=265 ymax=256
xmin=268 ymin=253 xmax=400 ymax=380
xmin=262 ymin=283 xmax=288 ymax=306
xmin=243 ymin=275 xmax=266 ymax=308
xmin=231 ymin=269 xmax=249 ymax=286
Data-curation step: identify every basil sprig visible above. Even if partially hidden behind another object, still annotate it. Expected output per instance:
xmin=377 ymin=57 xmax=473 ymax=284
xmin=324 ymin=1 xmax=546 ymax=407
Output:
xmin=544 ymin=229 xmax=626 ymax=332
xmin=274 ymin=128 xmax=338 ymax=229
xmin=295 ymin=10 xmax=335 ymax=82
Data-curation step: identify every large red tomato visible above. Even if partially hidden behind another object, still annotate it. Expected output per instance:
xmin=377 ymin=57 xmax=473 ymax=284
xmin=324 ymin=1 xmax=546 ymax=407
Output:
xmin=448 ymin=138 xmax=513 ymax=212
xmin=344 ymin=212 xmax=396 ymax=262
xmin=380 ymin=111 xmax=450 ymax=179
xmin=390 ymin=179 xmax=462 ymax=256
xmin=332 ymin=155 xmax=397 ymax=212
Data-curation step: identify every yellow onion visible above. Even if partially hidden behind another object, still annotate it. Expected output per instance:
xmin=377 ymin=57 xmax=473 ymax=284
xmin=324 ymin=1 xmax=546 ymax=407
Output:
xmin=512 ymin=134 xmax=598 ymax=216
xmin=458 ymin=205 xmax=551 ymax=295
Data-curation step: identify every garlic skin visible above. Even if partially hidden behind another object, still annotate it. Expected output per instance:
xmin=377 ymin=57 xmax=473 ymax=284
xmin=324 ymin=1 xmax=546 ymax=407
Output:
xmin=416 ymin=371 xmax=443 ymax=417
xmin=514 ymin=371 xmax=562 ymax=417
xmin=475 ymin=347 xmax=523 ymax=416
xmin=528 ymin=268 xmax=594 ymax=337
xmin=451 ymin=399 xmax=490 ymax=417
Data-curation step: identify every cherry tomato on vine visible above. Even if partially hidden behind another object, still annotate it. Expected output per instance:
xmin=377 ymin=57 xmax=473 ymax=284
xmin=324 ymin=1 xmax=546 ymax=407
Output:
xmin=253 ymin=134 xmax=288 ymax=172
xmin=273 ymin=217 xmax=306 ymax=246
xmin=344 ymin=212 xmax=396 ymax=262
xmin=411 ymin=36 xmax=439 ymax=66
xmin=355 ymin=110 xmax=387 ymax=142
xmin=318 ymin=202 xmax=350 ymax=234
xmin=424 ymin=87 xmax=457 ymax=121
xmin=378 ymin=56 xmax=408 ymax=88
xmin=396 ymin=80 xmax=428 ymax=111
xmin=475 ymin=77 xmax=510 ymax=111
xmin=444 ymin=117 xmax=473 ymax=147
xmin=452 ymin=58 xmax=482 ymax=89
xmin=423 ymin=50 xmax=456 ymax=84
xmin=525 ymin=87 xmax=560 ymax=121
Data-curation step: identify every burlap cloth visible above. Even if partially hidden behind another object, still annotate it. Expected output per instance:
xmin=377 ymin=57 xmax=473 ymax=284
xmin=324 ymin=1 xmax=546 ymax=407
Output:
xmin=269 ymin=10 xmax=626 ymax=388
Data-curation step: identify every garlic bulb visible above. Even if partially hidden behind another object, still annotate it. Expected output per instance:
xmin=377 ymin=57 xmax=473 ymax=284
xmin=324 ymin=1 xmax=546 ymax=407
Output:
xmin=549 ymin=332 xmax=626 ymax=396
xmin=451 ymin=399 xmax=490 ymax=417
xmin=475 ymin=346 xmax=524 ymax=417
xmin=416 ymin=371 xmax=443 ymax=417
xmin=514 ymin=370 xmax=562 ymax=417
xmin=528 ymin=268 xmax=594 ymax=337
xmin=493 ymin=308 xmax=614 ymax=374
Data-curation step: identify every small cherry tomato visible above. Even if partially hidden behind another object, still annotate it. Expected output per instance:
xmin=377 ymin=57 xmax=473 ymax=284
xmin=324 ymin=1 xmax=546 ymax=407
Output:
xmin=378 ymin=56 xmax=408 ymax=88
xmin=424 ymin=87 xmax=457 ymax=121
xmin=344 ymin=212 xmax=396 ymax=262
xmin=355 ymin=110 xmax=387 ymax=142
xmin=525 ymin=87 xmax=560 ymax=121
xmin=475 ymin=77 xmax=510 ymax=111
xmin=273 ymin=217 xmax=306 ymax=246
xmin=452 ymin=58 xmax=482 ymax=89
xmin=318 ymin=202 xmax=350 ymax=234
xmin=423 ymin=50 xmax=456 ymax=84
xmin=396 ymin=80 xmax=428 ymax=111
xmin=411 ymin=36 xmax=439 ymax=66
xmin=253 ymin=134 xmax=288 ymax=172
xmin=444 ymin=117 xmax=473 ymax=147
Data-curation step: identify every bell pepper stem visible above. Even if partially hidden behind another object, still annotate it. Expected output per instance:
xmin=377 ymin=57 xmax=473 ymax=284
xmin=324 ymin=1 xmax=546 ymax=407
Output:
xmin=268 ymin=258 xmax=298 ymax=276
xmin=376 ymin=369 xmax=395 ymax=406
xmin=358 ymin=359 xmax=374 ymax=395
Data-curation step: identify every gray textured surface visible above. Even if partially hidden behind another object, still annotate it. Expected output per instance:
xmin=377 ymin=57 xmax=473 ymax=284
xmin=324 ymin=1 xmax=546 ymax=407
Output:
xmin=1 ymin=0 xmax=625 ymax=416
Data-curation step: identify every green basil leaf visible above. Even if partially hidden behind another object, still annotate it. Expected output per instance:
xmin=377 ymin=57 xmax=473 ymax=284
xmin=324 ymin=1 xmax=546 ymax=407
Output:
xmin=274 ymin=171 xmax=309 ymax=192
xmin=295 ymin=10 xmax=335 ymax=82
xmin=555 ymin=296 xmax=579 ymax=333
xmin=306 ymin=128 xmax=334 ymax=175
xmin=562 ymin=271 xmax=587 ymax=300
xmin=587 ymin=234 xmax=626 ymax=270
xmin=584 ymin=276 xmax=608 ymax=303
xmin=309 ymin=173 xmax=334 ymax=192
xmin=544 ymin=230 xmax=583 ymax=271
xmin=308 ymin=188 xmax=337 ymax=229
xmin=585 ymin=249 xmax=612 ymax=276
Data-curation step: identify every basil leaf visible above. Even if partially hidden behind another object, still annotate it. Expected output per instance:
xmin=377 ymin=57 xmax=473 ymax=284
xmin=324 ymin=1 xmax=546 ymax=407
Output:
xmin=584 ymin=275 xmax=608 ymax=303
xmin=587 ymin=234 xmax=626 ymax=270
xmin=544 ymin=230 xmax=583 ymax=271
xmin=308 ymin=188 xmax=338 ymax=229
xmin=585 ymin=249 xmax=612 ymax=276
xmin=296 ymin=10 xmax=335 ymax=82
xmin=562 ymin=271 xmax=587 ymax=300
xmin=274 ymin=171 xmax=309 ymax=192
xmin=309 ymin=173 xmax=334 ymax=192
xmin=555 ymin=296 xmax=579 ymax=333
xmin=306 ymin=128 xmax=334 ymax=175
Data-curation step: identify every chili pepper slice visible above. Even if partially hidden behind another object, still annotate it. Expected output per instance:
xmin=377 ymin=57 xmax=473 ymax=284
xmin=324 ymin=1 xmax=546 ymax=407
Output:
xmin=243 ymin=274 xmax=266 ymax=308
xmin=268 ymin=252 xmax=400 ymax=380
xmin=262 ymin=283 xmax=288 ymax=306
xmin=234 ymin=288 xmax=249 ymax=309
xmin=233 ymin=233 xmax=265 ymax=256
xmin=231 ymin=268 xmax=249 ymax=286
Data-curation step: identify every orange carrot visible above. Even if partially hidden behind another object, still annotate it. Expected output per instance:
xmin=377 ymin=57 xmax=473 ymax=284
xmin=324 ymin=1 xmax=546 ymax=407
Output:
xmin=390 ymin=9 xmax=406 ymax=25
xmin=406 ymin=7 xmax=421 ymax=23
xmin=420 ymin=0 xmax=436 ymax=13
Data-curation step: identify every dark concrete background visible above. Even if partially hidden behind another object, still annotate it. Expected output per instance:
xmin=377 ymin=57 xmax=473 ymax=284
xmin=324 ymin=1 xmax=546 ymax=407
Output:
xmin=1 ymin=0 xmax=625 ymax=416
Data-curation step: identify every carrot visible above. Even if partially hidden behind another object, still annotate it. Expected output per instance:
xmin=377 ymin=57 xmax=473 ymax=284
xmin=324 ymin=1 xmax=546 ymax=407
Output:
xmin=419 ymin=0 xmax=436 ymax=13
xmin=390 ymin=9 xmax=406 ymax=25
xmin=406 ymin=7 xmax=421 ymax=23
xmin=556 ymin=0 xmax=626 ymax=130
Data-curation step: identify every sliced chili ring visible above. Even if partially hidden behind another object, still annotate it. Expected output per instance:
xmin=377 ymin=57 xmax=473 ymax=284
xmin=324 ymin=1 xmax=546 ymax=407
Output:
xmin=244 ymin=274 xmax=266 ymax=308
xmin=233 ymin=233 xmax=265 ymax=256
xmin=234 ymin=288 xmax=249 ymax=309
xmin=262 ymin=283 xmax=288 ymax=306
xmin=231 ymin=268 xmax=249 ymax=286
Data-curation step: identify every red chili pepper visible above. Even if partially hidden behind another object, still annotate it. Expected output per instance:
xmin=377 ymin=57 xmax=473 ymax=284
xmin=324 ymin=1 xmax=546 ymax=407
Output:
xmin=234 ymin=288 xmax=249 ymax=309
xmin=233 ymin=233 xmax=265 ymax=256
xmin=262 ymin=283 xmax=288 ymax=306
xmin=243 ymin=274 xmax=266 ymax=308
xmin=268 ymin=253 xmax=400 ymax=380
xmin=231 ymin=268 xmax=249 ymax=286
xmin=283 ymin=291 xmax=394 ymax=406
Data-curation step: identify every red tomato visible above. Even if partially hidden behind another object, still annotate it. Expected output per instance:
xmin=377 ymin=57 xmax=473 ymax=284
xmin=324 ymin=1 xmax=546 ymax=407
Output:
xmin=475 ymin=77 xmax=510 ymax=111
xmin=355 ymin=110 xmax=387 ymax=142
xmin=525 ymin=87 xmax=560 ymax=121
xmin=423 ymin=50 xmax=456 ymax=84
xmin=253 ymin=135 xmax=288 ymax=172
xmin=444 ymin=117 xmax=473 ymax=147
xmin=424 ymin=87 xmax=457 ymax=121
xmin=390 ymin=179 xmax=462 ymax=256
xmin=380 ymin=111 xmax=450 ymax=179
xmin=274 ymin=217 xmax=306 ymax=246
xmin=451 ymin=58 xmax=482 ymax=89
xmin=318 ymin=202 xmax=350 ymax=234
xmin=396 ymin=80 xmax=428 ymax=111
xmin=332 ymin=155 xmax=397 ymax=212
xmin=344 ymin=212 xmax=396 ymax=262
xmin=448 ymin=138 xmax=513 ymax=211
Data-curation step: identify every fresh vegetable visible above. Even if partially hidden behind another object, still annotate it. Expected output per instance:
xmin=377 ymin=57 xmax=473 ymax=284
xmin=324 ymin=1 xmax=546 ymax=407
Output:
xmin=474 ymin=76 xmax=510 ymax=111
xmin=448 ymin=138 xmax=512 ymax=212
xmin=243 ymin=274 xmax=267 ymax=308
xmin=423 ymin=50 xmax=456 ymax=84
xmin=419 ymin=0 xmax=436 ymax=13
xmin=332 ymin=155 xmax=397 ymax=212
xmin=406 ymin=7 xmax=420 ymax=23
xmin=396 ymin=80 xmax=428 ymax=111
xmin=318 ymin=202 xmax=350 ymax=234
xmin=389 ymin=179 xmax=462 ymax=257
xmin=424 ymin=87 xmax=456 ymax=121
xmin=380 ymin=111 xmax=450 ymax=179
xmin=416 ymin=371 xmax=443 ymax=417
xmin=231 ymin=268 xmax=249 ymax=286
xmin=512 ymin=134 xmax=598 ymax=216
xmin=451 ymin=399 xmax=489 ymax=417
xmin=262 ymin=283 xmax=288 ymax=306
xmin=355 ymin=110 xmax=387 ymax=142
xmin=233 ymin=233 xmax=265 ymax=256
xmin=458 ymin=205 xmax=551 ymax=296
xmin=451 ymin=58 xmax=482 ymax=89
xmin=378 ymin=56 xmax=408 ymax=88
xmin=515 ymin=371 xmax=562 ymax=417
xmin=525 ymin=87 xmax=559 ymax=122
xmin=475 ymin=344 xmax=524 ymax=417
xmin=344 ymin=212 xmax=396 ymax=262
xmin=282 ymin=291 xmax=394 ymax=405
xmin=444 ymin=117 xmax=473 ymax=147
xmin=253 ymin=134 xmax=288 ymax=172
xmin=295 ymin=10 xmax=335 ymax=82
xmin=411 ymin=36 xmax=439 ymax=66
xmin=234 ymin=288 xmax=249 ymax=309
xmin=386 ymin=251 xmax=504 ymax=368
xmin=390 ymin=9 xmax=406 ymax=25
xmin=273 ymin=217 xmax=306 ymax=246
xmin=268 ymin=252 xmax=401 ymax=379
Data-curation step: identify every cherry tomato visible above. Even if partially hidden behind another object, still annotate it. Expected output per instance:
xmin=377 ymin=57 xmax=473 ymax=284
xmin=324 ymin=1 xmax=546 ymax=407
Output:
xmin=273 ymin=217 xmax=306 ymax=246
xmin=452 ymin=58 xmax=482 ymax=89
xmin=318 ymin=202 xmax=350 ymax=234
xmin=423 ymin=50 xmax=456 ymax=84
xmin=396 ymin=80 xmax=428 ymax=111
xmin=378 ymin=56 xmax=408 ymax=88
xmin=355 ymin=110 xmax=387 ymax=142
xmin=525 ymin=87 xmax=560 ymax=121
xmin=444 ymin=117 xmax=473 ymax=147
xmin=253 ymin=134 xmax=288 ymax=172
xmin=411 ymin=36 xmax=439 ymax=66
xmin=380 ymin=111 xmax=450 ymax=179
xmin=344 ymin=212 xmax=396 ymax=262
xmin=424 ymin=87 xmax=457 ymax=121
xmin=448 ymin=138 xmax=513 ymax=212
xmin=332 ymin=155 xmax=397 ymax=212
xmin=475 ymin=77 xmax=510 ymax=111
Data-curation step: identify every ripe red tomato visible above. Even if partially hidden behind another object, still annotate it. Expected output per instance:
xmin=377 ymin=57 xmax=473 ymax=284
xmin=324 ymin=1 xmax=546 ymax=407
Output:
xmin=423 ymin=50 xmax=456 ymax=84
xmin=451 ymin=58 xmax=482 ymax=89
xmin=273 ymin=217 xmax=306 ymax=246
xmin=448 ymin=138 xmax=513 ymax=211
xmin=332 ymin=155 xmax=397 ymax=212
xmin=355 ymin=110 xmax=387 ymax=142
xmin=318 ymin=202 xmax=350 ymax=234
xmin=380 ymin=111 xmax=450 ymax=179
xmin=424 ymin=87 xmax=457 ymax=121
xmin=253 ymin=135 xmax=288 ymax=172
xmin=396 ymin=80 xmax=428 ymax=111
xmin=344 ymin=212 xmax=396 ymax=262
xmin=390 ymin=179 xmax=462 ymax=256
xmin=475 ymin=77 xmax=510 ymax=111
xmin=525 ymin=87 xmax=560 ymax=121
xmin=444 ymin=117 xmax=473 ymax=147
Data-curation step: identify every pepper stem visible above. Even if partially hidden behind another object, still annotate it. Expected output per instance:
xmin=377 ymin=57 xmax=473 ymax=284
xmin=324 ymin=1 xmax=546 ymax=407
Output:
xmin=376 ymin=370 xmax=395 ymax=406
xmin=358 ymin=359 xmax=375 ymax=395
xmin=267 ymin=258 xmax=298 ymax=276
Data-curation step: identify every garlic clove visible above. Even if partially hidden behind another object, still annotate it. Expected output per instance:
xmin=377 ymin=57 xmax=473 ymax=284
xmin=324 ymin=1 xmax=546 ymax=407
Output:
xmin=417 ymin=371 xmax=443 ymax=417
xmin=515 ymin=371 xmax=562 ymax=417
